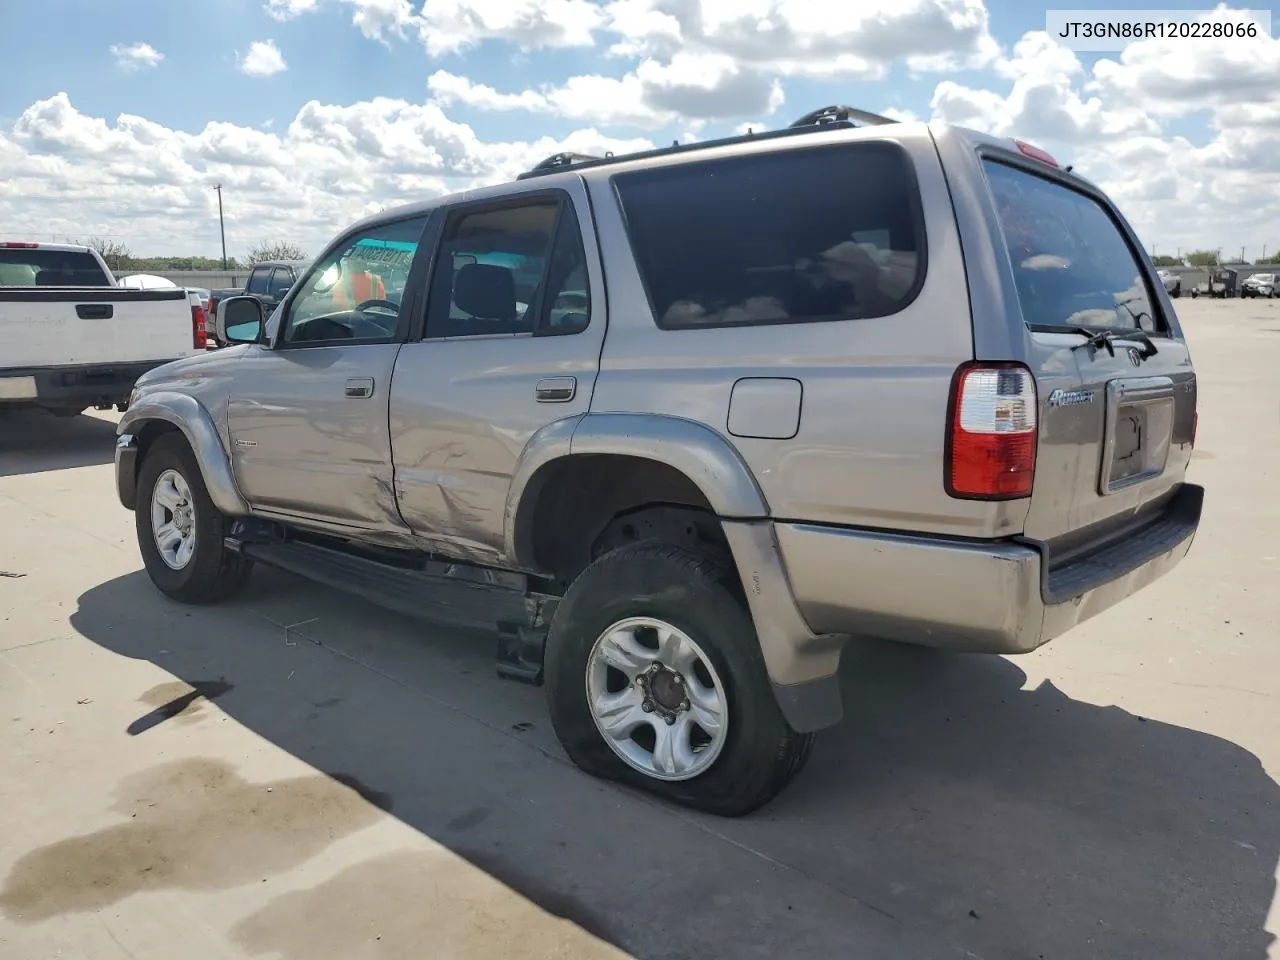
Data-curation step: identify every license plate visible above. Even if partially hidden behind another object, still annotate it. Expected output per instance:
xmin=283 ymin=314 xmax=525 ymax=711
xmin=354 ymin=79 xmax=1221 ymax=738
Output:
xmin=0 ymin=376 xmax=37 ymax=400
xmin=1100 ymin=377 xmax=1174 ymax=495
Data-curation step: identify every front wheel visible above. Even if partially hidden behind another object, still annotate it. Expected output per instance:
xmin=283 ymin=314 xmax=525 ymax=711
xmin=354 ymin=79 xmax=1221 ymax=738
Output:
xmin=544 ymin=541 xmax=815 ymax=817
xmin=135 ymin=433 xmax=252 ymax=604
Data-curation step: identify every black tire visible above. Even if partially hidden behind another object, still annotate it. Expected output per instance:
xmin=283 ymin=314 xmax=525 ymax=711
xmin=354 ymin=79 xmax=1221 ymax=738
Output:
xmin=135 ymin=433 xmax=252 ymax=604
xmin=544 ymin=541 xmax=816 ymax=817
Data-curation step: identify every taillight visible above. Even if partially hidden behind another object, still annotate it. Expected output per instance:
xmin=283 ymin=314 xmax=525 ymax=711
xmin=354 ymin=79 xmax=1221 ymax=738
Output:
xmin=1014 ymin=140 xmax=1059 ymax=168
xmin=0 ymin=241 xmax=39 ymax=248
xmin=192 ymin=303 xmax=208 ymax=349
xmin=946 ymin=362 xmax=1038 ymax=500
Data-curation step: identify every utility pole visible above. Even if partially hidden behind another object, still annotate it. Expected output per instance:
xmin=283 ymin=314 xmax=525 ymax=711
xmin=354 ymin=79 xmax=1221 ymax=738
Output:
xmin=1241 ymin=245 xmax=1246 ymax=264
xmin=214 ymin=184 xmax=228 ymax=270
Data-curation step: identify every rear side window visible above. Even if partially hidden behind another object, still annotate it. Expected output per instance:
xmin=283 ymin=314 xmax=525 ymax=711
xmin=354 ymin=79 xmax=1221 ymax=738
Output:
xmin=613 ymin=142 xmax=925 ymax=330
xmin=0 ymin=250 xmax=111 ymax=286
xmin=246 ymin=266 xmax=272 ymax=294
xmin=984 ymin=159 xmax=1162 ymax=333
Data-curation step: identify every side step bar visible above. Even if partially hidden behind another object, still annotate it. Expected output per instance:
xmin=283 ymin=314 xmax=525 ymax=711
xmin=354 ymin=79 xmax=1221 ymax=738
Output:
xmin=225 ymin=525 xmax=556 ymax=684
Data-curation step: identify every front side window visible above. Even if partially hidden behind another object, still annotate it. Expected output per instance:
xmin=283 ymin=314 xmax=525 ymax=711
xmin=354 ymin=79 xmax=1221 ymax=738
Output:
xmin=281 ymin=216 xmax=430 ymax=346
xmin=984 ymin=159 xmax=1163 ymax=333
xmin=613 ymin=142 xmax=925 ymax=330
xmin=266 ymin=267 xmax=295 ymax=299
xmin=425 ymin=197 xmax=590 ymax=338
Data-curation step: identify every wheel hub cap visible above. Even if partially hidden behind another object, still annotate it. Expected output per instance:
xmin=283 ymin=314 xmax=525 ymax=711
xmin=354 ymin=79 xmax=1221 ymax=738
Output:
xmin=585 ymin=616 xmax=728 ymax=782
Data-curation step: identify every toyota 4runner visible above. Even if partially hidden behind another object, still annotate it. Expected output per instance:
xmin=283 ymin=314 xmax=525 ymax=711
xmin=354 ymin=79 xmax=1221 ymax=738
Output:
xmin=115 ymin=106 xmax=1203 ymax=817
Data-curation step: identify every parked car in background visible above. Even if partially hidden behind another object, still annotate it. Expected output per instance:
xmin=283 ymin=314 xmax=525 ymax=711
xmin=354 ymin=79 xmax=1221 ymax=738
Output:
xmin=120 ymin=273 xmax=212 ymax=318
xmin=207 ymin=259 xmax=309 ymax=345
xmin=1240 ymin=273 xmax=1276 ymax=298
xmin=1156 ymin=269 xmax=1181 ymax=297
xmin=1191 ymin=268 xmax=1238 ymax=298
xmin=115 ymin=107 xmax=1201 ymax=817
xmin=0 ymin=242 xmax=208 ymax=416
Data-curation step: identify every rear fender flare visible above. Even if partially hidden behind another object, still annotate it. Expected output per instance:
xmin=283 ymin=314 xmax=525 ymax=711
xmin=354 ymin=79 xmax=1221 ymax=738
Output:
xmin=119 ymin=392 xmax=249 ymax=517
xmin=502 ymin=412 xmax=771 ymax=564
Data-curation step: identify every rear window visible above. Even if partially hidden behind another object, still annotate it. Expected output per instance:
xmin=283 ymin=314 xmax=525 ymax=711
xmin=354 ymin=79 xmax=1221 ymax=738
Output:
xmin=0 ymin=249 xmax=111 ymax=287
xmin=984 ymin=159 xmax=1162 ymax=334
xmin=613 ymin=142 xmax=925 ymax=330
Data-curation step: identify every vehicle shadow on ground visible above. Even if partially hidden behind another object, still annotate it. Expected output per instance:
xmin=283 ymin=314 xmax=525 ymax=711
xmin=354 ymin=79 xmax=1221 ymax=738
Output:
xmin=0 ymin=410 xmax=116 ymax=478
xmin=65 ymin=571 xmax=1278 ymax=960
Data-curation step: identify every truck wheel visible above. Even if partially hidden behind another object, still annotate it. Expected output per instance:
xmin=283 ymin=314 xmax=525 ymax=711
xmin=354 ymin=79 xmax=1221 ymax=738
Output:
xmin=544 ymin=541 xmax=815 ymax=817
xmin=136 ymin=433 xmax=252 ymax=604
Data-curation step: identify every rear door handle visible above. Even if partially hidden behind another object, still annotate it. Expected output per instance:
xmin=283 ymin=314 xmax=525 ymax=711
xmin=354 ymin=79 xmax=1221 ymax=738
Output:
xmin=345 ymin=377 xmax=374 ymax=399
xmin=535 ymin=377 xmax=576 ymax=403
xmin=76 ymin=304 xmax=113 ymax=320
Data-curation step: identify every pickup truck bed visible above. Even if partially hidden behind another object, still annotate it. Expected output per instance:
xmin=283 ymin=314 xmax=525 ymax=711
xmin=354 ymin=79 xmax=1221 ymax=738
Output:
xmin=1 ymin=243 xmax=205 ymax=415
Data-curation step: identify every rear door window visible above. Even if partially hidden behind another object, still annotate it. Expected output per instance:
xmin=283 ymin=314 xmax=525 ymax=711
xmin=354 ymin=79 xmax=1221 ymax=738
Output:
xmin=613 ymin=142 xmax=925 ymax=329
xmin=246 ymin=266 xmax=272 ymax=295
xmin=983 ymin=159 xmax=1164 ymax=334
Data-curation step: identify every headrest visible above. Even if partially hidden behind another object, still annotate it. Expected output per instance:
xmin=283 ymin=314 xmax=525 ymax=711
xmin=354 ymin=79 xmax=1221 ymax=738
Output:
xmin=453 ymin=263 xmax=516 ymax=321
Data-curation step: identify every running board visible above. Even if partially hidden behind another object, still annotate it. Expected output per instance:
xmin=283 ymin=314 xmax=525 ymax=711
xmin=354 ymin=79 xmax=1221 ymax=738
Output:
xmin=226 ymin=534 xmax=556 ymax=682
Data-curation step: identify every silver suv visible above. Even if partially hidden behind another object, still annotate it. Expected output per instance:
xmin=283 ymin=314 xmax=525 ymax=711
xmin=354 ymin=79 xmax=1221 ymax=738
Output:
xmin=115 ymin=105 xmax=1203 ymax=817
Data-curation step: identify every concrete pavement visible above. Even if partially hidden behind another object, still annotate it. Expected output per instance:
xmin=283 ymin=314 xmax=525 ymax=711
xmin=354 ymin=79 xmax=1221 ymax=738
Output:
xmin=1 ymin=297 xmax=1277 ymax=959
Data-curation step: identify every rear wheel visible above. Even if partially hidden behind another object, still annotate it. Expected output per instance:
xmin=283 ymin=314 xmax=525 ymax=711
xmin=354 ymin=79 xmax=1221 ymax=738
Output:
xmin=135 ymin=433 xmax=252 ymax=604
xmin=544 ymin=541 xmax=815 ymax=817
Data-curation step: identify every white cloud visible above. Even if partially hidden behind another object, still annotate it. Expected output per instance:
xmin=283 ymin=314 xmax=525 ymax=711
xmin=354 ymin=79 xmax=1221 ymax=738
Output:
xmin=110 ymin=42 xmax=165 ymax=72
xmin=265 ymin=0 xmax=319 ymax=19
xmin=428 ymin=54 xmax=784 ymax=128
xmin=239 ymin=40 xmax=288 ymax=78
xmin=0 ymin=92 xmax=653 ymax=258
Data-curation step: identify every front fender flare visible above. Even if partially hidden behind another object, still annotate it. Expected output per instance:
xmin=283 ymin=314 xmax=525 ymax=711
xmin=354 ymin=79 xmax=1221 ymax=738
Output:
xmin=119 ymin=392 xmax=249 ymax=517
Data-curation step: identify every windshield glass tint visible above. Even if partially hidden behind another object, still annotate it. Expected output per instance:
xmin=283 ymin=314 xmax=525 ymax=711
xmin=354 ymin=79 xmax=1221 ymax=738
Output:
xmin=984 ymin=160 xmax=1161 ymax=333
xmin=0 ymin=250 xmax=111 ymax=286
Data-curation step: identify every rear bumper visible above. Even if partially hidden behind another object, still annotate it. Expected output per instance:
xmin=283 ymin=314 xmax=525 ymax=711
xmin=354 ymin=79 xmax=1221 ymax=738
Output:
xmin=774 ymin=482 xmax=1204 ymax=657
xmin=0 ymin=361 xmax=165 ymax=410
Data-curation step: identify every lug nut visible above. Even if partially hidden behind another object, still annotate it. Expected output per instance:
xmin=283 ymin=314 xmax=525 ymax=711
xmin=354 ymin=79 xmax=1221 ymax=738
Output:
xmin=673 ymin=674 xmax=683 ymax=685
xmin=664 ymin=715 xmax=676 ymax=726
xmin=641 ymin=700 xmax=654 ymax=713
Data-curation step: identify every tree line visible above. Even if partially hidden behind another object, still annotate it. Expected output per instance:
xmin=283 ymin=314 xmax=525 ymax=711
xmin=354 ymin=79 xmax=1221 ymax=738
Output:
xmin=87 ymin=238 xmax=309 ymax=272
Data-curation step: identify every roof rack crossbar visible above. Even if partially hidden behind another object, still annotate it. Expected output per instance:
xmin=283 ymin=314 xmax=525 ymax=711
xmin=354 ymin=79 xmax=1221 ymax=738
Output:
xmin=515 ymin=104 xmax=900 ymax=180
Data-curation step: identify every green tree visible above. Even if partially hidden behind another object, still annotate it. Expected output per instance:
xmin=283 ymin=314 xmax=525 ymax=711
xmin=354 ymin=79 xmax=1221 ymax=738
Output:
xmin=1151 ymin=255 xmax=1180 ymax=267
xmin=1259 ymin=249 xmax=1280 ymax=265
xmin=246 ymin=240 xmax=308 ymax=264
xmin=1184 ymin=249 xmax=1220 ymax=267
xmin=87 ymin=237 xmax=134 ymax=272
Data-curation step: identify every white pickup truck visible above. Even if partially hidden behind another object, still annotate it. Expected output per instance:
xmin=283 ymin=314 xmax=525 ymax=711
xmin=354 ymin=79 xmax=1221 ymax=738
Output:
xmin=0 ymin=242 xmax=208 ymax=416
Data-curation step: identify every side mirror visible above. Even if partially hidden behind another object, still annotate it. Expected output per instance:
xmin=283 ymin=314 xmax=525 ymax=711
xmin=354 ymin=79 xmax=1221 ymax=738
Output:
xmin=216 ymin=296 xmax=265 ymax=346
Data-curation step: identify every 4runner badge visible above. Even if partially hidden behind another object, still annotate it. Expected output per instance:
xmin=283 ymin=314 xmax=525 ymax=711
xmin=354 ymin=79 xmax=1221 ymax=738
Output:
xmin=1047 ymin=388 xmax=1095 ymax=408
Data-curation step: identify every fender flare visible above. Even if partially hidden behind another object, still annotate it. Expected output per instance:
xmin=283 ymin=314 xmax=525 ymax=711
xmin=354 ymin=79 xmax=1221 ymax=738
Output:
xmin=502 ymin=412 xmax=770 ymax=566
xmin=119 ymin=392 xmax=249 ymax=517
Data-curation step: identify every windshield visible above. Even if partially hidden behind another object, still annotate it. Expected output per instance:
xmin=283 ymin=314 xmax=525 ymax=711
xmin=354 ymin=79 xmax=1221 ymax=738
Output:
xmin=984 ymin=159 xmax=1162 ymax=333
xmin=0 ymin=249 xmax=111 ymax=287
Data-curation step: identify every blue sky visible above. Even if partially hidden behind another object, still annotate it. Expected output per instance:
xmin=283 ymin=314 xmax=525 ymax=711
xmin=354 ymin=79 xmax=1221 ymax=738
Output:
xmin=0 ymin=0 xmax=1232 ymax=137
xmin=0 ymin=1 xmax=1276 ymax=257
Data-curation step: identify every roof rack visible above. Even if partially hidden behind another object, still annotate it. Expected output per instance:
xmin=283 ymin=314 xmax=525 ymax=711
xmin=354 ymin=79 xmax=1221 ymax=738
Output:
xmin=515 ymin=104 xmax=900 ymax=181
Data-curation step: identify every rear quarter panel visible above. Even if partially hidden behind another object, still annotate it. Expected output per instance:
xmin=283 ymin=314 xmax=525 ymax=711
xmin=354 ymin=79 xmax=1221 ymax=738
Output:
xmin=587 ymin=124 xmax=1027 ymax=538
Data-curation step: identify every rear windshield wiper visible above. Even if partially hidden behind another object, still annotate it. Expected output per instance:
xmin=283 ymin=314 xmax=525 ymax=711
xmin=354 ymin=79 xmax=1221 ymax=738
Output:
xmin=1069 ymin=327 xmax=1159 ymax=361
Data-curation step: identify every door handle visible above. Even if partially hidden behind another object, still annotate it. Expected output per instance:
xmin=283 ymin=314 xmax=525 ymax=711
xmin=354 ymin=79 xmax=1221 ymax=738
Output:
xmin=345 ymin=377 xmax=374 ymax=399
xmin=76 ymin=304 xmax=113 ymax=320
xmin=535 ymin=377 xmax=576 ymax=403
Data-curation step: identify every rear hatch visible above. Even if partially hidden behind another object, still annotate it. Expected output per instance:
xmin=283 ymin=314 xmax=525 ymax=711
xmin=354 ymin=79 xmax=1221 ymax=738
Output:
xmin=982 ymin=158 xmax=1196 ymax=555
